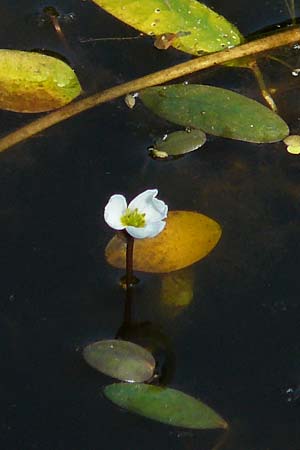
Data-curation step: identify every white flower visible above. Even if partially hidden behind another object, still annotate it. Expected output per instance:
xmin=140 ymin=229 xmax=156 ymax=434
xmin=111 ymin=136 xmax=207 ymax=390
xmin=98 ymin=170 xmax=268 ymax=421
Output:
xmin=104 ymin=189 xmax=168 ymax=239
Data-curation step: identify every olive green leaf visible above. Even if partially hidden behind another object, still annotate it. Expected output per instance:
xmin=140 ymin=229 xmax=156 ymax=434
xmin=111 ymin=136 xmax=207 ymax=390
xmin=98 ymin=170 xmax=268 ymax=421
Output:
xmin=151 ymin=129 xmax=206 ymax=158
xmin=140 ymin=84 xmax=289 ymax=143
xmin=83 ymin=340 xmax=155 ymax=383
xmin=104 ymin=383 xmax=228 ymax=429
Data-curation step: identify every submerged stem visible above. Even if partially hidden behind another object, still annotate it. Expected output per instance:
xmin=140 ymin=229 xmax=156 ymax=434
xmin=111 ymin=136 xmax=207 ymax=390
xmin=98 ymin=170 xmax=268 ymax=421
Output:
xmin=125 ymin=233 xmax=135 ymax=290
xmin=285 ymin=0 xmax=296 ymax=25
xmin=0 ymin=27 xmax=299 ymax=153
xmin=248 ymin=59 xmax=278 ymax=111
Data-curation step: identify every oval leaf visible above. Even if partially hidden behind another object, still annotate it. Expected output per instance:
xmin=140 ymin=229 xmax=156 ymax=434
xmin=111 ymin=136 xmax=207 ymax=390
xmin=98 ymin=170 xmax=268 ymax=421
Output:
xmin=284 ymin=134 xmax=300 ymax=154
xmin=83 ymin=340 xmax=155 ymax=383
xmin=91 ymin=0 xmax=243 ymax=55
xmin=151 ymin=129 xmax=206 ymax=157
xmin=140 ymin=85 xmax=289 ymax=143
xmin=0 ymin=50 xmax=81 ymax=112
xmin=105 ymin=210 xmax=222 ymax=273
xmin=104 ymin=383 xmax=228 ymax=429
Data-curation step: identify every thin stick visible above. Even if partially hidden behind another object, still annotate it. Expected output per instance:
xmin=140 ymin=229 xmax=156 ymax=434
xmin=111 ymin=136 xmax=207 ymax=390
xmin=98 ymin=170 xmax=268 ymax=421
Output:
xmin=0 ymin=26 xmax=299 ymax=153
xmin=79 ymin=35 xmax=144 ymax=43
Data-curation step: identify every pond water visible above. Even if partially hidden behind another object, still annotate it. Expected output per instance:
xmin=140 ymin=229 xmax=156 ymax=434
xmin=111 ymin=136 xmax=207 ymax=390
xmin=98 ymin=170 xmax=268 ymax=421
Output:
xmin=1 ymin=1 xmax=300 ymax=449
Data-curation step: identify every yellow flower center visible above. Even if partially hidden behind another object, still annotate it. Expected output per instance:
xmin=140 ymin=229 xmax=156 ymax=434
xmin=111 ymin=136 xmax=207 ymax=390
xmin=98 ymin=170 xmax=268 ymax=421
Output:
xmin=121 ymin=208 xmax=146 ymax=228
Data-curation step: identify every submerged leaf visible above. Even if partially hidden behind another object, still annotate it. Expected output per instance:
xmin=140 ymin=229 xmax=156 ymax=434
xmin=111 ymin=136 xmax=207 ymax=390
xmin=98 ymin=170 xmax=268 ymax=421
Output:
xmin=91 ymin=0 xmax=243 ymax=55
xmin=151 ymin=129 xmax=206 ymax=158
xmin=105 ymin=211 xmax=222 ymax=273
xmin=104 ymin=383 xmax=228 ymax=429
xmin=0 ymin=50 xmax=81 ymax=112
xmin=83 ymin=340 xmax=155 ymax=383
xmin=160 ymin=267 xmax=194 ymax=313
xmin=140 ymin=85 xmax=289 ymax=143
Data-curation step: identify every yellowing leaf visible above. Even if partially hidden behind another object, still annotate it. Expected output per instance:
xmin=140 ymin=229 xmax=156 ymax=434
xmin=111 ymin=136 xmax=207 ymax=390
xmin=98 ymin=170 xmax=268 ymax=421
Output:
xmin=91 ymin=0 xmax=244 ymax=55
xmin=0 ymin=50 xmax=81 ymax=112
xmin=105 ymin=211 xmax=222 ymax=273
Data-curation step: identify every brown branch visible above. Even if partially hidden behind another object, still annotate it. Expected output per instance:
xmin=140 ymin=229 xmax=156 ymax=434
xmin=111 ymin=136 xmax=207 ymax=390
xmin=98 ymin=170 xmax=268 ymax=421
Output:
xmin=0 ymin=26 xmax=299 ymax=153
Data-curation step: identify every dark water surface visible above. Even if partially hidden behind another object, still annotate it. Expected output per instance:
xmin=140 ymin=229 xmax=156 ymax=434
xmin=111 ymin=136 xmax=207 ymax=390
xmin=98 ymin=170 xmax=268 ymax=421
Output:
xmin=1 ymin=1 xmax=300 ymax=449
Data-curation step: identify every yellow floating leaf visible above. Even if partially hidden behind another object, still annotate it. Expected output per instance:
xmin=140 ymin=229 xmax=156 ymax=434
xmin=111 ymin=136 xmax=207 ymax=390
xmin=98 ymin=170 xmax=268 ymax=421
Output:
xmin=105 ymin=211 xmax=222 ymax=273
xmin=283 ymin=134 xmax=300 ymax=154
xmin=0 ymin=50 xmax=81 ymax=112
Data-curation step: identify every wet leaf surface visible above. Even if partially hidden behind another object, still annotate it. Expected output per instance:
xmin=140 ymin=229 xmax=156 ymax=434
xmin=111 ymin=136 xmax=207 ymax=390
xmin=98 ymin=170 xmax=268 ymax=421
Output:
xmin=0 ymin=49 xmax=81 ymax=112
xmin=140 ymin=85 xmax=289 ymax=143
xmin=83 ymin=340 xmax=155 ymax=383
xmin=151 ymin=129 xmax=206 ymax=157
xmin=105 ymin=210 xmax=222 ymax=273
xmin=104 ymin=383 xmax=228 ymax=429
xmin=91 ymin=0 xmax=243 ymax=55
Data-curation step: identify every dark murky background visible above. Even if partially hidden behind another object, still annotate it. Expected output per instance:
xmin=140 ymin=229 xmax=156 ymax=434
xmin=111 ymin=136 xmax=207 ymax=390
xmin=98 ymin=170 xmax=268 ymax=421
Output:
xmin=1 ymin=1 xmax=300 ymax=449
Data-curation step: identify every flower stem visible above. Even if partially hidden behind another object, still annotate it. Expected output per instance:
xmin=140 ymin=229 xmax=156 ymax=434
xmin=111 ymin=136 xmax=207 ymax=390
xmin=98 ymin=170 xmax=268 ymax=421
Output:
xmin=248 ymin=59 xmax=277 ymax=111
xmin=0 ymin=26 xmax=299 ymax=153
xmin=125 ymin=233 xmax=135 ymax=290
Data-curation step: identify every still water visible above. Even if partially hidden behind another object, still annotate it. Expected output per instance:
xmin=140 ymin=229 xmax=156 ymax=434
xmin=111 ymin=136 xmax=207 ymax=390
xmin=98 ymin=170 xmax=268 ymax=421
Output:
xmin=1 ymin=0 xmax=300 ymax=449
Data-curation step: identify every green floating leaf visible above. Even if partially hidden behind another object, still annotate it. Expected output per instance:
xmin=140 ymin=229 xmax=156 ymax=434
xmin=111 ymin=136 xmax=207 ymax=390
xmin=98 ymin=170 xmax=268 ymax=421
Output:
xmin=105 ymin=211 xmax=222 ymax=273
xmin=104 ymin=383 xmax=228 ymax=430
xmin=151 ymin=129 xmax=206 ymax=158
xmin=91 ymin=0 xmax=243 ymax=55
xmin=0 ymin=50 xmax=81 ymax=112
xmin=140 ymin=85 xmax=289 ymax=143
xmin=83 ymin=340 xmax=155 ymax=383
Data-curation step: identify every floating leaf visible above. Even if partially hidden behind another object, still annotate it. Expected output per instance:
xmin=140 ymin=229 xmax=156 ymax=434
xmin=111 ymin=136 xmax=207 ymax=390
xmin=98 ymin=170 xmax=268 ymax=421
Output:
xmin=140 ymin=85 xmax=289 ymax=143
xmin=91 ymin=0 xmax=243 ymax=55
xmin=0 ymin=50 xmax=81 ymax=112
xmin=83 ymin=340 xmax=155 ymax=383
xmin=151 ymin=129 xmax=206 ymax=158
xmin=283 ymin=134 xmax=300 ymax=154
xmin=160 ymin=267 xmax=194 ymax=314
xmin=104 ymin=383 xmax=228 ymax=429
xmin=105 ymin=210 xmax=221 ymax=273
